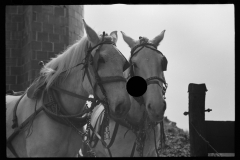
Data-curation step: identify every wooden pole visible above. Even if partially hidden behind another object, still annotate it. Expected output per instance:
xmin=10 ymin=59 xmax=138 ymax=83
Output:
xmin=188 ymin=83 xmax=208 ymax=157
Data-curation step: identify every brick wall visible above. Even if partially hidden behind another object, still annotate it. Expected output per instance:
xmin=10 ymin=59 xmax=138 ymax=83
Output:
xmin=6 ymin=5 xmax=84 ymax=92
xmin=6 ymin=6 xmax=24 ymax=91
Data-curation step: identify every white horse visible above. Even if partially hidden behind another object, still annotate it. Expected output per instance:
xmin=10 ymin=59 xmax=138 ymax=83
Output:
xmin=6 ymin=19 xmax=131 ymax=157
xmin=83 ymin=30 xmax=167 ymax=157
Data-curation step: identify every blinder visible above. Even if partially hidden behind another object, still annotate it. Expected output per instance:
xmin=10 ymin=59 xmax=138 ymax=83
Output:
xmin=92 ymin=50 xmax=130 ymax=72
xmin=127 ymin=37 xmax=168 ymax=102
xmin=90 ymin=41 xmax=130 ymax=72
xmin=161 ymin=56 xmax=168 ymax=71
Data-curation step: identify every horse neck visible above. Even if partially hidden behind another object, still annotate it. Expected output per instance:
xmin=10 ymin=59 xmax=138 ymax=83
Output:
xmin=125 ymin=96 xmax=145 ymax=123
xmin=56 ymin=68 xmax=92 ymax=115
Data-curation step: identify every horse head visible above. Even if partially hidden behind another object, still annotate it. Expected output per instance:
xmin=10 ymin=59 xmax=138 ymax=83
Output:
xmin=121 ymin=30 xmax=167 ymax=122
xmin=83 ymin=20 xmax=131 ymax=119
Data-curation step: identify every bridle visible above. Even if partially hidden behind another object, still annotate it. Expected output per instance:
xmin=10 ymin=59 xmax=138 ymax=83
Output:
xmin=129 ymin=37 xmax=168 ymax=105
xmin=121 ymin=36 xmax=168 ymax=157
xmin=51 ymin=32 xmax=131 ymax=155
xmin=46 ymin=32 xmax=130 ymax=122
xmin=84 ymin=36 xmax=167 ymax=157
xmin=79 ymin=32 xmax=129 ymax=114
xmin=6 ymin=32 xmax=130 ymax=157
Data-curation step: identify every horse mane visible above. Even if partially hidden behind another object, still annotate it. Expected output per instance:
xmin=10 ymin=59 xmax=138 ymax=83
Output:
xmin=40 ymin=36 xmax=89 ymax=89
xmin=40 ymin=33 xmax=116 ymax=90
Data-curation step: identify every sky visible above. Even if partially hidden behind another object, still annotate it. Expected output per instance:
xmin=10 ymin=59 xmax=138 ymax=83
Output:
xmin=84 ymin=4 xmax=234 ymax=131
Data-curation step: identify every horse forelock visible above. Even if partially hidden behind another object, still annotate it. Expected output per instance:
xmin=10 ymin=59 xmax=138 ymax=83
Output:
xmin=102 ymin=36 xmax=113 ymax=42
xmin=40 ymin=36 xmax=89 ymax=89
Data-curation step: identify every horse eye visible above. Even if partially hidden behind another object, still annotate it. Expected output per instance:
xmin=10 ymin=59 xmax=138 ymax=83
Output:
xmin=98 ymin=56 xmax=105 ymax=64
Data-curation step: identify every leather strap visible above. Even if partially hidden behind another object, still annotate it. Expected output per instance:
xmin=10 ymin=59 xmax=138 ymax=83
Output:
xmin=7 ymin=100 xmax=44 ymax=157
xmin=130 ymin=141 xmax=137 ymax=157
xmin=153 ymin=126 xmax=160 ymax=157
xmin=11 ymin=93 xmax=26 ymax=129
xmin=51 ymin=86 xmax=95 ymax=102
xmin=98 ymin=76 xmax=126 ymax=84
xmin=7 ymin=134 xmax=19 ymax=157
xmin=106 ymin=122 xmax=119 ymax=149
xmin=89 ymin=110 xmax=104 ymax=148
xmin=89 ymin=124 xmax=100 ymax=148
xmin=88 ymin=114 xmax=120 ymax=157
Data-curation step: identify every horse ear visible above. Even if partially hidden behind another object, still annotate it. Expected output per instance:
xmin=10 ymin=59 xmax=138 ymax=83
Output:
xmin=121 ymin=31 xmax=137 ymax=48
xmin=150 ymin=30 xmax=166 ymax=47
xmin=110 ymin=31 xmax=118 ymax=44
xmin=82 ymin=19 xmax=100 ymax=46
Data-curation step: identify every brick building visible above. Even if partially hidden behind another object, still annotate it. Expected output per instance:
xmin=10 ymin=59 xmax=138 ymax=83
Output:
xmin=6 ymin=5 xmax=84 ymax=91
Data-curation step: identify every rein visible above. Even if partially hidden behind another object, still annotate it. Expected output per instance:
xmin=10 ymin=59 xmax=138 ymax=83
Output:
xmin=7 ymin=32 xmax=128 ymax=157
xmin=85 ymin=37 xmax=167 ymax=157
xmin=44 ymin=32 xmax=128 ymax=157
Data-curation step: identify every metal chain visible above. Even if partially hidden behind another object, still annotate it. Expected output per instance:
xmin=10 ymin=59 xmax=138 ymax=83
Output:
xmin=104 ymin=110 xmax=111 ymax=140
xmin=122 ymin=113 xmax=158 ymax=157
xmin=83 ymin=108 xmax=96 ymax=157
xmin=190 ymin=122 xmax=221 ymax=157
xmin=62 ymin=113 xmax=86 ymax=137
xmin=135 ymin=130 xmax=146 ymax=157
xmin=66 ymin=104 xmax=97 ymax=157
xmin=55 ymin=100 xmax=97 ymax=157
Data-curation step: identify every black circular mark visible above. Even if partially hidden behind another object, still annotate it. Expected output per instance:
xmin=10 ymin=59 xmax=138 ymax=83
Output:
xmin=126 ymin=76 xmax=147 ymax=97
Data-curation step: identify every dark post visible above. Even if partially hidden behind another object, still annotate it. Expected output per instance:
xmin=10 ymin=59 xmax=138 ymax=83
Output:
xmin=188 ymin=83 xmax=208 ymax=157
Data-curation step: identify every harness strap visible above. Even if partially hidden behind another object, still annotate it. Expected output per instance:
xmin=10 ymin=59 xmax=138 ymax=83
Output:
xmin=89 ymin=124 xmax=108 ymax=149
xmin=84 ymin=46 xmax=109 ymax=109
xmin=7 ymin=101 xmax=44 ymax=157
xmin=147 ymin=80 xmax=160 ymax=86
xmin=88 ymin=114 xmax=120 ymax=157
xmin=50 ymin=86 xmax=101 ymax=118
xmin=153 ymin=126 xmax=160 ymax=157
xmin=160 ymin=121 xmax=166 ymax=149
xmin=85 ymin=65 xmax=103 ymax=108
xmin=89 ymin=124 xmax=100 ymax=148
xmin=144 ymin=45 xmax=163 ymax=54
xmin=87 ymin=42 xmax=115 ymax=54
xmin=89 ymin=110 xmax=104 ymax=148
xmin=106 ymin=122 xmax=119 ymax=148
xmin=59 ymin=62 xmax=84 ymax=74
xmin=146 ymin=77 xmax=166 ymax=85
xmin=50 ymin=89 xmax=89 ymax=128
xmin=51 ymin=86 xmax=95 ymax=102
xmin=130 ymin=46 xmax=144 ymax=57
xmin=106 ymin=146 xmax=112 ymax=157
xmin=11 ymin=93 xmax=26 ymax=129
xmin=7 ymin=134 xmax=19 ymax=157
xmin=86 ymin=66 xmax=94 ymax=91
xmin=98 ymin=76 xmax=126 ymax=84
xmin=130 ymin=141 xmax=137 ymax=157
